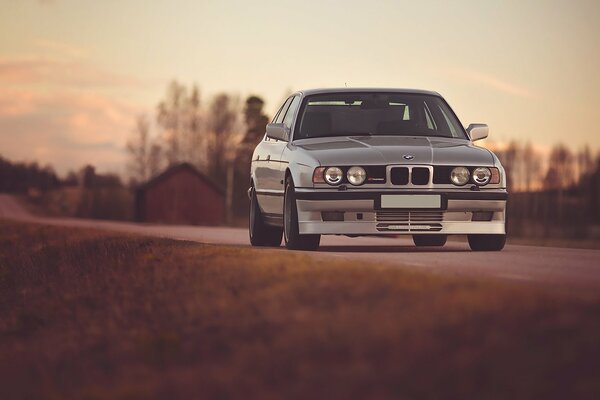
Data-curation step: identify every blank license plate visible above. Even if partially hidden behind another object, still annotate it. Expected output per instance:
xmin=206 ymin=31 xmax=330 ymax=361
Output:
xmin=380 ymin=195 xmax=441 ymax=209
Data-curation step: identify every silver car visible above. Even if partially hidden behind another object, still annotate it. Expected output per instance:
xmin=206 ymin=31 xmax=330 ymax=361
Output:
xmin=249 ymin=88 xmax=507 ymax=251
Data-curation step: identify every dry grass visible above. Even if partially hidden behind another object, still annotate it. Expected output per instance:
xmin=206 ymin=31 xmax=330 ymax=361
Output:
xmin=0 ymin=220 xmax=598 ymax=400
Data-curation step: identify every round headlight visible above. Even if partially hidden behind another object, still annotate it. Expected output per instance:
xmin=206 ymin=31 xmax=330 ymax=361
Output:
xmin=324 ymin=167 xmax=343 ymax=185
xmin=472 ymin=167 xmax=491 ymax=186
xmin=450 ymin=167 xmax=470 ymax=186
xmin=347 ymin=166 xmax=366 ymax=186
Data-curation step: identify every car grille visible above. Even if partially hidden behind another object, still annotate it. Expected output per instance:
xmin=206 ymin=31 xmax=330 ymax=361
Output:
xmin=375 ymin=211 xmax=443 ymax=232
xmin=390 ymin=167 xmax=409 ymax=185
xmin=390 ymin=167 xmax=431 ymax=185
xmin=411 ymin=167 xmax=430 ymax=185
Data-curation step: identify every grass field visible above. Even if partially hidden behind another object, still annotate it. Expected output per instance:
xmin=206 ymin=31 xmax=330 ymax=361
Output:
xmin=0 ymin=220 xmax=599 ymax=399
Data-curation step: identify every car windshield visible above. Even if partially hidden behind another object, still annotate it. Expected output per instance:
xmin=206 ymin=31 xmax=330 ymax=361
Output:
xmin=295 ymin=92 xmax=467 ymax=140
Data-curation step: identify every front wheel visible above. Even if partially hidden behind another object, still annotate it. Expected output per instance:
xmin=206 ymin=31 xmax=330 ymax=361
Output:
xmin=467 ymin=234 xmax=506 ymax=251
xmin=249 ymin=186 xmax=283 ymax=247
xmin=284 ymin=178 xmax=320 ymax=251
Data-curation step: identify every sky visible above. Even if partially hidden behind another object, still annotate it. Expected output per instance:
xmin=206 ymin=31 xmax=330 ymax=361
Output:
xmin=0 ymin=0 xmax=599 ymax=175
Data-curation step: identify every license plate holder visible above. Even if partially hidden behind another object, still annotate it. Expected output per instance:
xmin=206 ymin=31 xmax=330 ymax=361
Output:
xmin=379 ymin=194 xmax=443 ymax=209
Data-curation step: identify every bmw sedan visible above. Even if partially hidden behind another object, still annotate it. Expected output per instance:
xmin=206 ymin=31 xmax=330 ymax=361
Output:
xmin=249 ymin=88 xmax=507 ymax=251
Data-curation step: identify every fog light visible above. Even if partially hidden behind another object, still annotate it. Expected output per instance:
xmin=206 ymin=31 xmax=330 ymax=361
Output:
xmin=321 ymin=211 xmax=344 ymax=221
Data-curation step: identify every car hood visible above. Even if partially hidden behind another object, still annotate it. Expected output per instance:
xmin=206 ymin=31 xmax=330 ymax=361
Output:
xmin=294 ymin=136 xmax=494 ymax=166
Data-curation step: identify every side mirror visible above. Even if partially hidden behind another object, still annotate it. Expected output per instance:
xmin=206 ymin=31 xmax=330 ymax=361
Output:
xmin=466 ymin=123 xmax=489 ymax=142
xmin=266 ymin=123 xmax=289 ymax=141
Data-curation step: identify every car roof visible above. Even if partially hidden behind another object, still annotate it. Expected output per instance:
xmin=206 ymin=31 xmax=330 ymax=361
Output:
xmin=294 ymin=87 xmax=441 ymax=97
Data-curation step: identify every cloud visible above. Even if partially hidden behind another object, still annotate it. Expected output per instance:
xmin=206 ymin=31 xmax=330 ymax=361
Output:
xmin=0 ymin=43 xmax=151 ymax=174
xmin=0 ymin=88 xmax=141 ymax=174
xmin=0 ymin=56 xmax=143 ymax=88
xmin=35 ymin=39 xmax=88 ymax=59
xmin=439 ymin=67 xmax=533 ymax=98
xmin=0 ymin=88 xmax=38 ymax=116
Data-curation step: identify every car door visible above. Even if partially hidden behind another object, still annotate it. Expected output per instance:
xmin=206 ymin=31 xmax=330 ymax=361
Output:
xmin=254 ymin=96 xmax=293 ymax=215
xmin=268 ymin=95 xmax=302 ymax=215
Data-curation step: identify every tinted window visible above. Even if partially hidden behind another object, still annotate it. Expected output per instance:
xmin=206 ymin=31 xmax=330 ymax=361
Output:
xmin=282 ymin=96 xmax=301 ymax=130
xmin=296 ymin=92 xmax=466 ymax=139
xmin=275 ymin=97 xmax=293 ymax=124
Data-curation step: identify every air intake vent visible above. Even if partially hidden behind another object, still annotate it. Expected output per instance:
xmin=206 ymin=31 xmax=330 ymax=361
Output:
xmin=376 ymin=211 xmax=444 ymax=232
xmin=376 ymin=211 xmax=443 ymax=222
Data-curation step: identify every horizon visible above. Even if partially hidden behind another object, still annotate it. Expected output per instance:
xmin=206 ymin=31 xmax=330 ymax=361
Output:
xmin=1 ymin=0 xmax=599 ymax=175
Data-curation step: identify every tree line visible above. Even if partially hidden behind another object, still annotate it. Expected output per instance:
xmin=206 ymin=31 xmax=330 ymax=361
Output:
xmin=0 ymin=156 xmax=60 ymax=193
xmin=492 ymin=141 xmax=600 ymax=239
xmin=491 ymin=141 xmax=597 ymax=192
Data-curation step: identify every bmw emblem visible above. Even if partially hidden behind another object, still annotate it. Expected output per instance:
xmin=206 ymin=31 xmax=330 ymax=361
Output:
xmin=403 ymin=155 xmax=415 ymax=160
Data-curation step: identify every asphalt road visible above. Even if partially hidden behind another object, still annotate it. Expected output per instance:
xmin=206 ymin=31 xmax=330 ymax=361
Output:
xmin=1 ymin=194 xmax=599 ymax=290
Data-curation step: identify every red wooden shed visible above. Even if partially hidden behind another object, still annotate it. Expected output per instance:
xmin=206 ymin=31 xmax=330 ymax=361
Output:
xmin=135 ymin=163 xmax=224 ymax=225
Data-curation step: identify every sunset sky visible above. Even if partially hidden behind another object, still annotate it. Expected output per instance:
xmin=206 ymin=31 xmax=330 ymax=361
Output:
xmin=1 ymin=0 xmax=599 ymax=175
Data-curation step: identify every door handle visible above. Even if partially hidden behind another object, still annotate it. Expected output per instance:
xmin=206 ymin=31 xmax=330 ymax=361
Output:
xmin=265 ymin=155 xmax=271 ymax=161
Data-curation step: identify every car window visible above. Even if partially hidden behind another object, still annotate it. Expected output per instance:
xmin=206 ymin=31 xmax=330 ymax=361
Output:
xmin=272 ymin=102 xmax=285 ymax=123
xmin=437 ymin=105 xmax=458 ymax=137
xmin=296 ymin=92 xmax=467 ymax=140
xmin=423 ymin=102 xmax=437 ymax=130
xmin=282 ymin=96 xmax=301 ymax=130
xmin=275 ymin=97 xmax=293 ymax=124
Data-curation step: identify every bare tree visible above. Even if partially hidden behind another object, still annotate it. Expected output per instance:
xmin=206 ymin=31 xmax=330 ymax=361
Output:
xmin=544 ymin=144 xmax=574 ymax=190
xmin=543 ymin=144 xmax=575 ymax=222
xmin=576 ymin=145 xmax=594 ymax=184
xmin=148 ymin=143 xmax=164 ymax=179
xmin=205 ymin=93 xmax=244 ymax=222
xmin=126 ymin=115 xmax=151 ymax=182
xmin=522 ymin=142 xmax=542 ymax=192
xmin=157 ymin=81 xmax=188 ymax=165
xmin=185 ymin=85 xmax=206 ymax=168
xmin=496 ymin=141 xmax=521 ymax=190
xmin=156 ymin=82 xmax=210 ymax=170
xmin=206 ymin=93 xmax=244 ymax=182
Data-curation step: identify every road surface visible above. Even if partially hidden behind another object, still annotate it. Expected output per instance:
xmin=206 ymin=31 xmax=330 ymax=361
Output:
xmin=1 ymin=194 xmax=599 ymax=290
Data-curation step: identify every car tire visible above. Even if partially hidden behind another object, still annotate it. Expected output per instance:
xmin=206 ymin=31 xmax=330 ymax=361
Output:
xmin=249 ymin=186 xmax=283 ymax=247
xmin=413 ymin=234 xmax=447 ymax=247
xmin=467 ymin=234 xmax=506 ymax=251
xmin=284 ymin=177 xmax=320 ymax=251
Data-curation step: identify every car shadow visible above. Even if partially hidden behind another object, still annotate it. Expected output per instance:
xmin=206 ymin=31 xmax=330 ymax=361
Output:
xmin=317 ymin=245 xmax=470 ymax=253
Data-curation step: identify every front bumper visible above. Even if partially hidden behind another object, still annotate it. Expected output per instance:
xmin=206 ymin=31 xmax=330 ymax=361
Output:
xmin=295 ymin=189 xmax=507 ymax=235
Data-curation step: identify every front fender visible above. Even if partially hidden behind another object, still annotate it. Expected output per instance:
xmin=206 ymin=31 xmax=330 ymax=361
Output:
xmin=283 ymin=143 xmax=320 ymax=188
xmin=287 ymin=161 xmax=316 ymax=188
